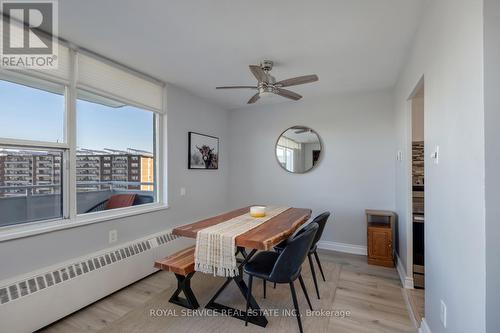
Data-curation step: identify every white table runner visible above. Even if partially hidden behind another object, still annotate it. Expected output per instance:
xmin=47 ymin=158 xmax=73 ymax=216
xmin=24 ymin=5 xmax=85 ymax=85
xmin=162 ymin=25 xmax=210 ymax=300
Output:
xmin=194 ymin=206 xmax=290 ymax=277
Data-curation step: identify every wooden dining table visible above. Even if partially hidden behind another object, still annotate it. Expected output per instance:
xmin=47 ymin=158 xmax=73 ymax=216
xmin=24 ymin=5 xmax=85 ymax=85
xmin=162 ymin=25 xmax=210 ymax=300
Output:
xmin=172 ymin=206 xmax=312 ymax=327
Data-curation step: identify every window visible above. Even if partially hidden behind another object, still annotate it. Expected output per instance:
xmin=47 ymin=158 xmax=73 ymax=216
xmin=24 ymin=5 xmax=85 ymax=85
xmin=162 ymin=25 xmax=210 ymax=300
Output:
xmin=76 ymin=90 xmax=156 ymax=215
xmin=0 ymin=76 xmax=66 ymax=228
xmin=0 ymin=47 xmax=164 ymax=233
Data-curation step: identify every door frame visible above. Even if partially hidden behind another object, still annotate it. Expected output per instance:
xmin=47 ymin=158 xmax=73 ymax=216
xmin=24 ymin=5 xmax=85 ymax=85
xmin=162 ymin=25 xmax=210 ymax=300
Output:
xmin=406 ymin=75 xmax=425 ymax=287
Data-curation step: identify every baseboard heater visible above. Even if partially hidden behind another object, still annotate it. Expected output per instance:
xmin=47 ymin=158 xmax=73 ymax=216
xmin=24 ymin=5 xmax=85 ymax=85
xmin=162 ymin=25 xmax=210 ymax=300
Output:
xmin=0 ymin=230 xmax=193 ymax=333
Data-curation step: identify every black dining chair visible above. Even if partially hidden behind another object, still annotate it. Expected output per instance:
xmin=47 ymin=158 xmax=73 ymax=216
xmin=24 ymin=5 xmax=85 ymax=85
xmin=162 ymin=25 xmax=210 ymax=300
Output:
xmin=244 ymin=223 xmax=319 ymax=333
xmin=273 ymin=212 xmax=331 ymax=299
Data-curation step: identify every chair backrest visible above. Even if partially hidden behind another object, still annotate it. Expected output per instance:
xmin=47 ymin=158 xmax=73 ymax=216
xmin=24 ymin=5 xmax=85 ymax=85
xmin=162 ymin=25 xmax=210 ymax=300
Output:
xmin=269 ymin=223 xmax=319 ymax=282
xmin=285 ymin=211 xmax=331 ymax=247
xmin=311 ymin=212 xmax=331 ymax=247
xmin=105 ymin=194 xmax=136 ymax=210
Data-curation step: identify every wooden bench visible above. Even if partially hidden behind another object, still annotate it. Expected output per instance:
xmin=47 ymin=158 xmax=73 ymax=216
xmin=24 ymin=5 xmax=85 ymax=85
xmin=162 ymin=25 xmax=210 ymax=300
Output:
xmin=154 ymin=246 xmax=199 ymax=309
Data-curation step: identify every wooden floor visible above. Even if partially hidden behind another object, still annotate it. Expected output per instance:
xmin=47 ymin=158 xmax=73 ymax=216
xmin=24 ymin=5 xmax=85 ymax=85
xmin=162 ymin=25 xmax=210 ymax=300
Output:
xmin=40 ymin=250 xmax=416 ymax=333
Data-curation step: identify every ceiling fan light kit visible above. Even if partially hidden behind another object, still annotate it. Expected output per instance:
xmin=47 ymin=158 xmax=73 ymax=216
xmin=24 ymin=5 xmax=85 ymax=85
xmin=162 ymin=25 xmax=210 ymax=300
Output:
xmin=216 ymin=60 xmax=319 ymax=104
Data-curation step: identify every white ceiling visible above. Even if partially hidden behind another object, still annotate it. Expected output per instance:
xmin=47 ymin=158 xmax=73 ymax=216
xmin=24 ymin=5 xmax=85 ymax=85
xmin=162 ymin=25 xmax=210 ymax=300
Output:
xmin=58 ymin=0 xmax=424 ymax=110
xmin=283 ymin=130 xmax=320 ymax=144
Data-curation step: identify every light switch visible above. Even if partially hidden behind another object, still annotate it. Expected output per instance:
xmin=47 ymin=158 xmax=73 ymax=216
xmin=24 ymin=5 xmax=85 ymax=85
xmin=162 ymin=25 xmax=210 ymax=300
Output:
xmin=431 ymin=146 xmax=439 ymax=164
xmin=180 ymin=187 xmax=186 ymax=196
xmin=397 ymin=150 xmax=403 ymax=161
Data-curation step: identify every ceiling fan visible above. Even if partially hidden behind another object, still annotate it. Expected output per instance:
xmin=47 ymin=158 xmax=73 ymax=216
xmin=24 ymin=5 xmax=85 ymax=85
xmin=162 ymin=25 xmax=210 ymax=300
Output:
xmin=216 ymin=60 xmax=319 ymax=104
xmin=291 ymin=126 xmax=313 ymax=134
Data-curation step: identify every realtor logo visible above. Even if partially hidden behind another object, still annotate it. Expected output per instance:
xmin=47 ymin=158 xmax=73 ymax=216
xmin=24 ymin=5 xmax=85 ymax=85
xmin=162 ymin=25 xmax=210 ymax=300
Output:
xmin=1 ymin=0 xmax=58 ymax=69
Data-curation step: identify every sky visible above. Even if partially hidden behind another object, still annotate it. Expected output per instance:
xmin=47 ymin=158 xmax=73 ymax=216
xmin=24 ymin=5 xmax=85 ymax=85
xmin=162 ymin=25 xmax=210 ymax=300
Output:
xmin=0 ymin=79 xmax=154 ymax=153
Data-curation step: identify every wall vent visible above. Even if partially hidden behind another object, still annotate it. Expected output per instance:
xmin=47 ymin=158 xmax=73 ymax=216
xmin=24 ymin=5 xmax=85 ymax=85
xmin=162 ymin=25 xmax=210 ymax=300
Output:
xmin=0 ymin=232 xmax=178 ymax=306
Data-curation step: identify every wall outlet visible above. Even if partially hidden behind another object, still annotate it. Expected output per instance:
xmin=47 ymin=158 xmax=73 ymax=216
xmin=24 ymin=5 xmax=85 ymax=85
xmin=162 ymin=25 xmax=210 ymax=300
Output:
xmin=180 ymin=187 xmax=186 ymax=196
xmin=440 ymin=299 xmax=447 ymax=328
xmin=109 ymin=229 xmax=118 ymax=244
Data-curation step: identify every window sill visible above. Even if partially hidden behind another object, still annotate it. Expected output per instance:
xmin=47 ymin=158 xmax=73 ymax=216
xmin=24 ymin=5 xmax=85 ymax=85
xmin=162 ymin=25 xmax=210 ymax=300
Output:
xmin=0 ymin=203 xmax=169 ymax=242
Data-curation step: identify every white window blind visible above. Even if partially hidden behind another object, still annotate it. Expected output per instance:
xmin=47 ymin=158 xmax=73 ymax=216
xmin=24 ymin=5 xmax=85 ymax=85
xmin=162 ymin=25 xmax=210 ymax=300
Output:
xmin=77 ymin=53 xmax=164 ymax=113
xmin=2 ymin=18 xmax=71 ymax=83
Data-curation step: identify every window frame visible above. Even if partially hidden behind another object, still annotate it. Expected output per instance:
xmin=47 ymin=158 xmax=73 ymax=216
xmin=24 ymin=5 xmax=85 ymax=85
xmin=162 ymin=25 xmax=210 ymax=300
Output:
xmin=0 ymin=53 xmax=167 ymax=242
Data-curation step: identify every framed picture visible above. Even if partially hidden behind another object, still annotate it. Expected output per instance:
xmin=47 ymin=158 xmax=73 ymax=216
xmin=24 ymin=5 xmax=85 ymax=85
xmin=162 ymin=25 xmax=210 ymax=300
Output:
xmin=188 ymin=132 xmax=219 ymax=169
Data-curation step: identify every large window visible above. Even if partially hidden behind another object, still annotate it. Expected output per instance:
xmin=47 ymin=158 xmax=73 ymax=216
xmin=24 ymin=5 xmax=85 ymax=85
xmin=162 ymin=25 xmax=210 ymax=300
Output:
xmin=0 ymin=49 xmax=164 ymax=231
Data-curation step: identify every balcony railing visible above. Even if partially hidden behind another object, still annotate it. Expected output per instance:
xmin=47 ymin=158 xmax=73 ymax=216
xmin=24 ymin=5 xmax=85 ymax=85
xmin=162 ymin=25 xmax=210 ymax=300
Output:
xmin=0 ymin=181 xmax=154 ymax=197
xmin=0 ymin=183 xmax=155 ymax=227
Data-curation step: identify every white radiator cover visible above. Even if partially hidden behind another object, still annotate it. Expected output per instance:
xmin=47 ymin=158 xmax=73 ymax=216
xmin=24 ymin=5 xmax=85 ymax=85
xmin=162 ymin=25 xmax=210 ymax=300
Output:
xmin=0 ymin=230 xmax=193 ymax=333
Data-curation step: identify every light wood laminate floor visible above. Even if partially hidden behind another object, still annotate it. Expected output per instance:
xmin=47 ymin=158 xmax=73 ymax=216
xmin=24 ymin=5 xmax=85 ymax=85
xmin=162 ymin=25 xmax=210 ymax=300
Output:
xmin=40 ymin=250 xmax=416 ymax=333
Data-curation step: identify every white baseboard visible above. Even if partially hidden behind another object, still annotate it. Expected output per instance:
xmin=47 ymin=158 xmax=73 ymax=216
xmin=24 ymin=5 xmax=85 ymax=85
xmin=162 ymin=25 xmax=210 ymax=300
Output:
xmin=317 ymin=240 xmax=367 ymax=255
xmin=419 ymin=318 xmax=431 ymax=333
xmin=396 ymin=253 xmax=414 ymax=289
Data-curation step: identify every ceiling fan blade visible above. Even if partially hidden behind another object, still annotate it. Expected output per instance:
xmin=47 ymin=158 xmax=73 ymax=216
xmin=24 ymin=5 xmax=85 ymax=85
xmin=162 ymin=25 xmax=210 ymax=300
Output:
xmin=216 ymin=86 xmax=257 ymax=89
xmin=249 ymin=65 xmax=267 ymax=82
xmin=275 ymin=74 xmax=318 ymax=87
xmin=247 ymin=93 xmax=260 ymax=104
xmin=275 ymin=88 xmax=302 ymax=101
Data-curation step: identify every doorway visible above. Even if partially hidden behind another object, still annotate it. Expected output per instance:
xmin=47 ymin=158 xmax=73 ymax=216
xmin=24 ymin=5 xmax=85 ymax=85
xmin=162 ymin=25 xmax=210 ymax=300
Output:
xmin=407 ymin=80 xmax=425 ymax=324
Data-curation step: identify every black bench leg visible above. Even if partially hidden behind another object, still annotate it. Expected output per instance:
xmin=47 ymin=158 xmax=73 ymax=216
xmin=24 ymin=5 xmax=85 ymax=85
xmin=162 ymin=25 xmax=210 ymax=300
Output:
xmin=169 ymin=272 xmax=199 ymax=309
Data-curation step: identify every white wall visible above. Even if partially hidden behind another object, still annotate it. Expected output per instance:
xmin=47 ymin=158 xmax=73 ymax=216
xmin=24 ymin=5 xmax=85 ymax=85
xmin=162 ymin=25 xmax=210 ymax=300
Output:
xmin=411 ymin=95 xmax=424 ymax=141
xmin=228 ymin=90 xmax=396 ymax=247
xmin=394 ymin=1 xmax=485 ymax=332
xmin=0 ymin=83 xmax=230 ymax=281
xmin=484 ymin=0 xmax=500 ymax=332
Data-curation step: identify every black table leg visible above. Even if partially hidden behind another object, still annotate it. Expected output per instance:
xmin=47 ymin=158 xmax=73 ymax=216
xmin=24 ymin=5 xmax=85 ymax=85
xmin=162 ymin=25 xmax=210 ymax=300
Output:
xmin=235 ymin=247 xmax=248 ymax=264
xmin=205 ymin=248 xmax=268 ymax=327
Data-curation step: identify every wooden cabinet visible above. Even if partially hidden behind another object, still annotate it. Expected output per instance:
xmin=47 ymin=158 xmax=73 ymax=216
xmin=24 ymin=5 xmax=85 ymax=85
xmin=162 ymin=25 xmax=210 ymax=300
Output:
xmin=366 ymin=210 xmax=396 ymax=267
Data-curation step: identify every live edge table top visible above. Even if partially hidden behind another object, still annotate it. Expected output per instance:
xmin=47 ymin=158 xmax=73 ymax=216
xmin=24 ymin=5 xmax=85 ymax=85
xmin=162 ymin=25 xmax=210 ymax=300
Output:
xmin=172 ymin=207 xmax=312 ymax=251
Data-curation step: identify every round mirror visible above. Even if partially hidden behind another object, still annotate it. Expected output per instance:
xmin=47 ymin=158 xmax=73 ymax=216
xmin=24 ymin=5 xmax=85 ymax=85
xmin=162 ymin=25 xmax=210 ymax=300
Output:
xmin=275 ymin=126 xmax=322 ymax=173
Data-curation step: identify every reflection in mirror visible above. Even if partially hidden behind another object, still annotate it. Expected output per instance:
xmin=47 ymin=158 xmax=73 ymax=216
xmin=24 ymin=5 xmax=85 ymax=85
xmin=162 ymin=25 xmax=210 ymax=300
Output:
xmin=276 ymin=126 xmax=322 ymax=173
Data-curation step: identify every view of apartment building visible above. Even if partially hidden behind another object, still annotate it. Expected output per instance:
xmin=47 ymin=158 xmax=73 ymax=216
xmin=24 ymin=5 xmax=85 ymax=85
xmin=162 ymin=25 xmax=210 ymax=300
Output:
xmin=0 ymin=148 xmax=154 ymax=197
xmin=0 ymin=151 xmax=62 ymax=197
xmin=76 ymin=149 xmax=154 ymax=192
